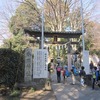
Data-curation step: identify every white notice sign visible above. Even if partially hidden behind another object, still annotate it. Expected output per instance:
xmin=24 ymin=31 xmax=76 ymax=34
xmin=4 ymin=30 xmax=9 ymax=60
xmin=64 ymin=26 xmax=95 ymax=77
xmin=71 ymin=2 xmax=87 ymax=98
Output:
xmin=83 ymin=50 xmax=90 ymax=74
xmin=33 ymin=49 xmax=48 ymax=78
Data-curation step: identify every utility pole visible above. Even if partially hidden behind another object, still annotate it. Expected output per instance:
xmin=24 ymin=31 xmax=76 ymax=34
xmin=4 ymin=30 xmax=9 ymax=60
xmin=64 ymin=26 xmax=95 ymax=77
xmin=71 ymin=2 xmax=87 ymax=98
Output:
xmin=80 ymin=0 xmax=85 ymax=51
xmin=41 ymin=0 xmax=45 ymax=49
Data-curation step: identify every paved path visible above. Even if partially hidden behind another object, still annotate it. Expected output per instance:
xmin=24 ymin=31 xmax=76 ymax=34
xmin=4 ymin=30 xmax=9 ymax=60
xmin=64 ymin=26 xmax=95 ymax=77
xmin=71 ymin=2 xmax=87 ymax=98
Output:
xmin=51 ymin=71 xmax=100 ymax=100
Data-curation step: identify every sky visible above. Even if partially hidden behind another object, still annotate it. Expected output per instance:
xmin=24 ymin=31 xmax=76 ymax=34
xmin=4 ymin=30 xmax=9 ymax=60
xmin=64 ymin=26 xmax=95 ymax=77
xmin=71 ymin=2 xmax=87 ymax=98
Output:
xmin=91 ymin=0 xmax=100 ymax=22
xmin=0 ymin=0 xmax=100 ymax=25
xmin=0 ymin=0 xmax=18 ymax=43
xmin=0 ymin=0 xmax=100 ymax=44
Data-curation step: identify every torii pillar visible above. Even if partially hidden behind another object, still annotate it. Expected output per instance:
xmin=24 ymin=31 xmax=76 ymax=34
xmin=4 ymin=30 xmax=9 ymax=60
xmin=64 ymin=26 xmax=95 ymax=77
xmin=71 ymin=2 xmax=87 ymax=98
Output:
xmin=67 ymin=42 xmax=72 ymax=71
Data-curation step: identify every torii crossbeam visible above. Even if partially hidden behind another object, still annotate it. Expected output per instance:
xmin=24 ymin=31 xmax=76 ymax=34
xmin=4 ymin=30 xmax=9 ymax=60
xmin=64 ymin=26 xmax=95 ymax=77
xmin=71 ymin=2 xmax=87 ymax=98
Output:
xmin=24 ymin=29 xmax=82 ymax=39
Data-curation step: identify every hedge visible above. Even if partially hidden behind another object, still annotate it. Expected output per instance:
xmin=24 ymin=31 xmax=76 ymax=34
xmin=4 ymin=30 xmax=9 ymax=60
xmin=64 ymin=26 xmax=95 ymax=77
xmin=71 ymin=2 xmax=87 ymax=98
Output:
xmin=0 ymin=48 xmax=24 ymax=89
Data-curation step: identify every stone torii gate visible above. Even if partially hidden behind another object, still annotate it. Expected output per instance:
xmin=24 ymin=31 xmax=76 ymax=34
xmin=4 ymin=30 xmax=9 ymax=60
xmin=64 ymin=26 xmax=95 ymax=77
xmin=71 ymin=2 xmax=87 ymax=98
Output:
xmin=24 ymin=28 xmax=82 ymax=71
xmin=24 ymin=29 xmax=82 ymax=39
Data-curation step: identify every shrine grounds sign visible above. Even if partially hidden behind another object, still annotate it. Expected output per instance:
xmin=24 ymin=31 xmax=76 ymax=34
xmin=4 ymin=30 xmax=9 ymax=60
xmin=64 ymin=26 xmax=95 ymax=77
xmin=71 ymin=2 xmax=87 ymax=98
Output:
xmin=33 ymin=49 xmax=48 ymax=78
xmin=24 ymin=48 xmax=32 ymax=82
xmin=83 ymin=50 xmax=90 ymax=74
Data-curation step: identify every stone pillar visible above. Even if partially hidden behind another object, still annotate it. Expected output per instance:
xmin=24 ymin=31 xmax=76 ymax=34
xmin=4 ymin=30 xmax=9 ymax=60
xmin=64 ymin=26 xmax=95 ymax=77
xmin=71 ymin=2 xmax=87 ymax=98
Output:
xmin=67 ymin=54 xmax=72 ymax=71
xmin=24 ymin=48 xmax=32 ymax=82
xmin=67 ymin=41 xmax=72 ymax=71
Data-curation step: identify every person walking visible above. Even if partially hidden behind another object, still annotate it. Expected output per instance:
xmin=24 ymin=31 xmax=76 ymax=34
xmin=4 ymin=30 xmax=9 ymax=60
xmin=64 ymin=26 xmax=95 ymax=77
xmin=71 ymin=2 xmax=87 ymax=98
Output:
xmin=96 ymin=64 xmax=100 ymax=83
xmin=71 ymin=69 xmax=76 ymax=85
xmin=90 ymin=61 xmax=94 ymax=73
xmin=62 ymin=67 xmax=66 ymax=83
xmin=48 ymin=59 xmax=55 ymax=81
xmin=48 ymin=62 xmax=51 ymax=79
xmin=79 ymin=66 xmax=86 ymax=86
xmin=92 ymin=67 xmax=97 ymax=90
xmin=56 ymin=63 xmax=61 ymax=83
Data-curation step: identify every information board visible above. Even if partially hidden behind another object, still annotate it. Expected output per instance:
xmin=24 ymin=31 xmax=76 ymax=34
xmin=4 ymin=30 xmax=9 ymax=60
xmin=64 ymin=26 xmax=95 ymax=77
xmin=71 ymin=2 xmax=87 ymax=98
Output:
xmin=33 ymin=49 xmax=48 ymax=78
xmin=83 ymin=50 xmax=90 ymax=74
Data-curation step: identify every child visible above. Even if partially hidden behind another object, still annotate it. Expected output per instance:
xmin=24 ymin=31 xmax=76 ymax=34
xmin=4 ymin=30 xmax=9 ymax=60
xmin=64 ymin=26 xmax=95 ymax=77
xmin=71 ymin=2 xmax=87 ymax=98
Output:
xmin=56 ymin=63 xmax=61 ymax=83
xmin=62 ymin=67 xmax=66 ymax=83
xmin=92 ymin=67 xmax=97 ymax=89
xmin=79 ymin=66 xmax=86 ymax=86
xmin=71 ymin=69 xmax=76 ymax=85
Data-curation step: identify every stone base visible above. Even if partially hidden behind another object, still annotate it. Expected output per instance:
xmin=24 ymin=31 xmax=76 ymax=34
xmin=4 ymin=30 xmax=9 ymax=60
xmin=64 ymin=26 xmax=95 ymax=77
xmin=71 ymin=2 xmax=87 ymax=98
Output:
xmin=44 ymin=80 xmax=52 ymax=91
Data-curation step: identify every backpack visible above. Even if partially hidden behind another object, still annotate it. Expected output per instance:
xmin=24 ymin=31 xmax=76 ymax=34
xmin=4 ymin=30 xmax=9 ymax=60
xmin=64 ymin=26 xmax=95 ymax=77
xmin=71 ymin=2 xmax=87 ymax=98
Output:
xmin=92 ymin=71 xmax=96 ymax=79
xmin=73 ymin=68 xmax=79 ymax=76
xmin=79 ymin=70 xmax=86 ymax=77
xmin=65 ymin=70 xmax=70 ymax=77
xmin=48 ymin=63 xmax=51 ymax=71
xmin=57 ymin=67 xmax=61 ymax=72
xmin=62 ymin=70 xmax=66 ymax=76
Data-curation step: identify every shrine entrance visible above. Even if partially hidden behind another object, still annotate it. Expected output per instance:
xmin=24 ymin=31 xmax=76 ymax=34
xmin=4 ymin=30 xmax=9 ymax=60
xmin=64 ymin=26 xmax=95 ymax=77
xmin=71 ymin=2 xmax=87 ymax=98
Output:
xmin=24 ymin=29 xmax=82 ymax=73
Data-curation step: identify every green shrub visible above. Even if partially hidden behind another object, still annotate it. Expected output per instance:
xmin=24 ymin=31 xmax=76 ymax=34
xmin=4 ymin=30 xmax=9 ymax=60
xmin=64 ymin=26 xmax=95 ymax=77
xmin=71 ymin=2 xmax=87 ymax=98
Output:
xmin=0 ymin=48 xmax=24 ymax=89
xmin=30 ymin=87 xmax=36 ymax=92
xmin=10 ymin=90 xmax=20 ymax=97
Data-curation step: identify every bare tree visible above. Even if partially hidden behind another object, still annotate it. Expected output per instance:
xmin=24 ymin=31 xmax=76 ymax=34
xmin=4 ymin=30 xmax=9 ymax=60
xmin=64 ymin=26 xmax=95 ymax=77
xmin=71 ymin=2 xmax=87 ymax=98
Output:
xmin=0 ymin=0 xmax=19 ymax=43
xmin=11 ymin=0 xmax=96 ymax=32
xmin=37 ymin=0 xmax=96 ymax=32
